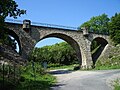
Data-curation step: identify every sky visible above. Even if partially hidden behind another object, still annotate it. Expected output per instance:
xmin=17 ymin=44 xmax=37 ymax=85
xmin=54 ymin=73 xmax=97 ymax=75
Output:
xmin=9 ymin=0 xmax=120 ymax=48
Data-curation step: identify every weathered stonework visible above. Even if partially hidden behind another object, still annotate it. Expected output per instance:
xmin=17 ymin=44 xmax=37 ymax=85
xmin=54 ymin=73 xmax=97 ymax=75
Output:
xmin=5 ymin=22 xmax=110 ymax=69
xmin=0 ymin=45 xmax=27 ymax=65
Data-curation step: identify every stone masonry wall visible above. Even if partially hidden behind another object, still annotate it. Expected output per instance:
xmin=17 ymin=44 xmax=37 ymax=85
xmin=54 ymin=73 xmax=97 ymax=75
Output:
xmin=5 ymin=22 xmax=110 ymax=69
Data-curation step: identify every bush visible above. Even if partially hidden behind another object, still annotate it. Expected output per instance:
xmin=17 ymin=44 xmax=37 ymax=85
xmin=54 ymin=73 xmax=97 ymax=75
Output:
xmin=15 ymin=62 xmax=56 ymax=90
xmin=113 ymin=79 xmax=120 ymax=90
xmin=95 ymin=56 xmax=120 ymax=70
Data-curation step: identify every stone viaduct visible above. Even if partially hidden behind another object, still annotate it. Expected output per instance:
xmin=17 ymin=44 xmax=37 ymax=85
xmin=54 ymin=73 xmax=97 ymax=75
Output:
xmin=5 ymin=20 xmax=110 ymax=69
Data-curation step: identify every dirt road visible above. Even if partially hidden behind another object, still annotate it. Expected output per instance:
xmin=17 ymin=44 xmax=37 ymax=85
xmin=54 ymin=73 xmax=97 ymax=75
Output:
xmin=50 ymin=69 xmax=120 ymax=90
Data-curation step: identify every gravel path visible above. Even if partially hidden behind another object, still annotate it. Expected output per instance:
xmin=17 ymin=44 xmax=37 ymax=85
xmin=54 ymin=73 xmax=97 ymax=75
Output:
xmin=50 ymin=69 xmax=120 ymax=90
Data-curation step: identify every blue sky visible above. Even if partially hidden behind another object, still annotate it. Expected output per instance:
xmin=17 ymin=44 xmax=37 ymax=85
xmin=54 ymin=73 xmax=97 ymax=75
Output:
xmin=12 ymin=0 xmax=120 ymax=47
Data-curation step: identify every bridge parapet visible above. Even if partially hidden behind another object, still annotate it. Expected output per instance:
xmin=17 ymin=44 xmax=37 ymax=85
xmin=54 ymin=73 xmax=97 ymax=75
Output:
xmin=5 ymin=19 xmax=78 ymax=30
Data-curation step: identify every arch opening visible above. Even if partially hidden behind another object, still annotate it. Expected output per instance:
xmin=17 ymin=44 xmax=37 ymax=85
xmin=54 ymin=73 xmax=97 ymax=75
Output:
xmin=91 ymin=37 xmax=108 ymax=65
xmin=31 ymin=33 xmax=82 ymax=68
xmin=5 ymin=28 xmax=22 ymax=54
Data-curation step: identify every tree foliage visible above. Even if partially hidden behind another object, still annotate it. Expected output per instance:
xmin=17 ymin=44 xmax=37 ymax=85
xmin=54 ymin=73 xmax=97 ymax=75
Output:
xmin=79 ymin=14 xmax=109 ymax=34
xmin=0 ymin=0 xmax=26 ymax=19
xmin=29 ymin=42 xmax=78 ymax=65
xmin=0 ymin=0 xmax=25 ymax=48
xmin=109 ymin=13 xmax=120 ymax=44
xmin=91 ymin=40 xmax=100 ymax=51
xmin=0 ymin=0 xmax=26 ymax=29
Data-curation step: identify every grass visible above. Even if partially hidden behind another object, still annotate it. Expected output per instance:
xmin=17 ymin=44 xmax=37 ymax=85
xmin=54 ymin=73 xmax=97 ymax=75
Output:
xmin=48 ymin=64 xmax=79 ymax=70
xmin=95 ymin=60 xmax=120 ymax=70
xmin=94 ymin=44 xmax=120 ymax=70
xmin=15 ymin=74 xmax=56 ymax=90
xmin=0 ymin=62 xmax=56 ymax=90
xmin=113 ymin=79 xmax=120 ymax=90
xmin=48 ymin=62 xmax=120 ymax=71
xmin=15 ymin=62 xmax=56 ymax=90
xmin=0 ymin=73 xmax=56 ymax=90
xmin=94 ymin=65 xmax=120 ymax=70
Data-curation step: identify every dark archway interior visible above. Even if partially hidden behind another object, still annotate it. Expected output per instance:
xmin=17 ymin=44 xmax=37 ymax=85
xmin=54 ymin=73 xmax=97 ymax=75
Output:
xmin=91 ymin=37 xmax=108 ymax=65
xmin=6 ymin=29 xmax=22 ymax=54
xmin=39 ymin=33 xmax=82 ymax=65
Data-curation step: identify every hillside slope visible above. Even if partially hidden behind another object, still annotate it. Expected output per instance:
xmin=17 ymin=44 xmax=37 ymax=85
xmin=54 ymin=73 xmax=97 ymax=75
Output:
xmin=95 ymin=44 xmax=120 ymax=69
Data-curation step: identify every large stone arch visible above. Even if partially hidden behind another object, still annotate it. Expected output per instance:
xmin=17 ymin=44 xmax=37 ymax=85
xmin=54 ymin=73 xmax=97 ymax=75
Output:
xmin=91 ymin=37 xmax=108 ymax=65
xmin=35 ymin=33 xmax=82 ymax=65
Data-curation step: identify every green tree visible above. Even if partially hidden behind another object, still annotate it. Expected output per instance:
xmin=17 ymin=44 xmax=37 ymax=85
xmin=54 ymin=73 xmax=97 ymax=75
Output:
xmin=29 ymin=42 xmax=78 ymax=65
xmin=79 ymin=14 xmax=109 ymax=34
xmin=0 ymin=0 xmax=26 ymax=45
xmin=109 ymin=13 xmax=120 ymax=44
xmin=91 ymin=40 xmax=99 ymax=51
xmin=79 ymin=14 xmax=110 ymax=53
xmin=0 ymin=0 xmax=26 ymax=20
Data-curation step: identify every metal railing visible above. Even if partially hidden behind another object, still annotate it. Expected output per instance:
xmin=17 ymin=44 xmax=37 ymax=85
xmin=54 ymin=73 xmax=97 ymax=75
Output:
xmin=5 ymin=19 xmax=109 ymax=35
xmin=5 ymin=19 xmax=78 ymax=30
